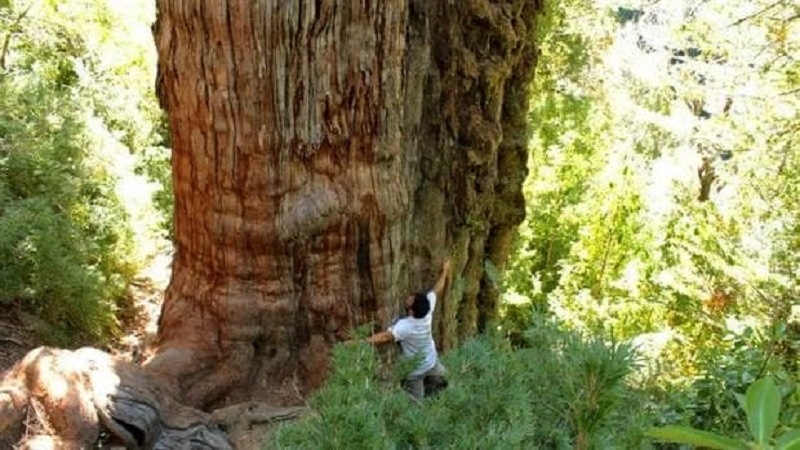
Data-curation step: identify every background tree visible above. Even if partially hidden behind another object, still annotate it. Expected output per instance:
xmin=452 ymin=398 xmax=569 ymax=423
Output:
xmin=144 ymin=0 xmax=543 ymax=408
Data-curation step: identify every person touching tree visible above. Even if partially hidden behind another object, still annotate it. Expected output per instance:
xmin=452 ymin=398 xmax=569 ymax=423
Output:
xmin=366 ymin=258 xmax=452 ymax=399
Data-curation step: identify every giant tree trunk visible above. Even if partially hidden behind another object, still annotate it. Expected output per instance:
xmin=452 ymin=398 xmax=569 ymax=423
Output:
xmin=146 ymin=0 xmax=543 ymax=409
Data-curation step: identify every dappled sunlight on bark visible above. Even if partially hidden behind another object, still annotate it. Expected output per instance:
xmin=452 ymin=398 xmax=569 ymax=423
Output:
xmin=0 ymin=347 xmax=232 ymax=448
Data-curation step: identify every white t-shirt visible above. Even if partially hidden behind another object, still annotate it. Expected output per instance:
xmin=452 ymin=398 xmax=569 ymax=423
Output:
xmin=389 ymin=291 xmax=437 ymax=377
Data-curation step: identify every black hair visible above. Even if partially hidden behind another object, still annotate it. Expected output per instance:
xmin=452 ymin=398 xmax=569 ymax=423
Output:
xmin=411 ymin=292 xmax=430 ymax=319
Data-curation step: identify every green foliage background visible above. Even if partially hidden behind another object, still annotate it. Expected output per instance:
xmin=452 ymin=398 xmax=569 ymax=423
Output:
xmin=501 ymin=0 xmax=800 ymax=440
xmin=0 ymin=0 xmax=169 ymax=342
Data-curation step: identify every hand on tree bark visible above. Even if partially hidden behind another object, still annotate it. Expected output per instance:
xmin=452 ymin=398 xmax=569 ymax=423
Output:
xmin=442 ymin=258 xmax=452 ymax=274
xmin=434 ymin=258 xmax=452 ymax=299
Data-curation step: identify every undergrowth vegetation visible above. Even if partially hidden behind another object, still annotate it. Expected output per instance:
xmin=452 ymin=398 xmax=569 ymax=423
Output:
xmin=274 ymin=322 xmax=647 ymax=449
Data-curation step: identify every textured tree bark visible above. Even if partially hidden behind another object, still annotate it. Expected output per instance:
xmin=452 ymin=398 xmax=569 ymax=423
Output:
xmin=146 ymin=0 xmax=543 ymax=409
xmin=0 ymin=347 xmax=233 ymax=449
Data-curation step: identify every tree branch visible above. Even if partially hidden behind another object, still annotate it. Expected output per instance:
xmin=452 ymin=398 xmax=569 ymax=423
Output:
xmin=780 ymin=87 xmax=800 ymax=97
xmin=0 ymin=2 xmax=33 ymax=70
xmin=0 ymin=337 xmax=24 ymax=346
xmin=727 ymin=0 xmax=786 ymax=27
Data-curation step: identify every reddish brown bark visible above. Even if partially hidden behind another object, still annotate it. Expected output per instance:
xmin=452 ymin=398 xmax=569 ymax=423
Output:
xmin=0 ymin=347 xmax=232 ymax=448
xmin=146 ymin=0 xmax=543 ymax=409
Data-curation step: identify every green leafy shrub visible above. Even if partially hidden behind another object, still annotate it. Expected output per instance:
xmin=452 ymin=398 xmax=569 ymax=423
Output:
xmin=0 ymin=79 xmax=135 ymax=342
xmin=135 ymin=143 xmax=173 ymax=239
xmin=0 ymin=0 xmax=165 ymax=343
xmin=632 ymin=319 xmax=800 ymax=442
xmin=522 ymin=321 xmax=646 ymax=449
xmin=272 ymin=322 xmax=644 ymax=449
xmin=647 ymin=377 xmax=800 ymax=449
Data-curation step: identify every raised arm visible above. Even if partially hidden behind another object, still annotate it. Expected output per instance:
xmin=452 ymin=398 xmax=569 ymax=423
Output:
xmin=432 ymin=258 xmax=452 ymax=299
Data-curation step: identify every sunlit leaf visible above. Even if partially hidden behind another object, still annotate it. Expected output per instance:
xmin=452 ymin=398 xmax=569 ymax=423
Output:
xmin=745 ymin=377 xmax=781 ymax=444
xmin=646 ymin=425 xmax=747 ymax=450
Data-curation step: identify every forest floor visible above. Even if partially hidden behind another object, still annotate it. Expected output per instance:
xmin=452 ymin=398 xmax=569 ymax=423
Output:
xmin=0 ymin=252 xmax=300 ymax=448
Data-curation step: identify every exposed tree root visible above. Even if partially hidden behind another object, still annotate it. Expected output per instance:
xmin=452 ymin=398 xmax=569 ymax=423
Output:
xmin=0 ymin=347 xmax=233 ymax=449
xmin=211 ymin=401 xmax=307 ymax=437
